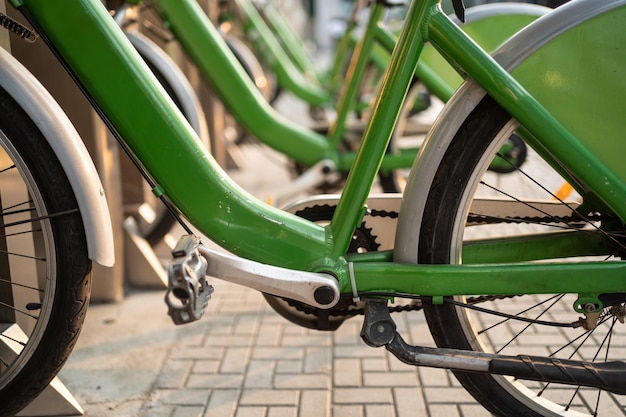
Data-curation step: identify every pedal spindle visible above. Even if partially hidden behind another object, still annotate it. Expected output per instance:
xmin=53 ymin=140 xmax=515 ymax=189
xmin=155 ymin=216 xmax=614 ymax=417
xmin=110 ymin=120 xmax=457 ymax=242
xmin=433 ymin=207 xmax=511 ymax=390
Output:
xmin=165 ymin=235 xmax=213 ymax=325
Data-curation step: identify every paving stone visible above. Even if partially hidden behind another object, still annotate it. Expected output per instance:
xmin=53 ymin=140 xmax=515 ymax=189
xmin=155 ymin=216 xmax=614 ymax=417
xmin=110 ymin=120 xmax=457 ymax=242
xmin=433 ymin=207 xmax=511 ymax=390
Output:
xmin=204 ymin=335 xmax=252 ymax=347
xmin=233 ymin=315 xmax=261 ymax=335
xmin=192 ymin=359 xmax=221 ymax=374
xmin=171 ymin=346 xmax=223 ymax=360
xmin=361 ymin=358 xmax=387 ymax=372
xmin=252 ymin=347 xmax=304 ymax=361
xmin=365 ymin=404 xmax=396 ymax=417
xmin=331 ymin=405 xmax=363 ymax=417
xmin=267 ymin=406 xmax=297 ymax=417
xmin=427 ymin=404 xmax=460 ymax=417
xmin=393 ymin=387 xmax=426 ymax=417
xmin=140 ymin=404 xmax=176 ymax=417
xmin=172 ymin=406 xmax=205 ymax=417
xmin=334 ymin=345 xmax=386 ymax=359
xmin=255 ymin=323 xmax=284 ymax=347
xmin=333 ymin=358 xmax=361 ymax=387
xmin=299 ymin=390 xmax=329 ymax=417
xmin=362 ymin=372 xmax=417 ymax=388
xmin=304 ymin=347 xmax=332 ymax=373
xmin=422 ymin=387 xmax=476 ymax=404
xmin=157 ymin=360 xmax=194 ymax=389
xmin=387 ymin=354 xmax=418 ymax=373
xmin=204 ymin=389 xmax=240 ymax=417
xmin=274 ymin=373 xmax=329 ymax=390
xmin=235 ymin=406 xmax=266 ymax=417
xmin=239 ymin=389 xmax=299 ymax=406
xmin=243 ymin=360 xmax=275 ymax=388
xmin=333 ymin=388 xmax=392 ymax=404
xmin=221 ymin=347 xmax=252 ymax=373
xmin=154 ymin=388 xmax=209 ymax=406
xmin=275 ymin=359 xmax=303 ymax=374
xmin=187 ymin=373 xmax=245 ymax=390
xmin=458 ymin=404 xmax=493 ymax=417
xmin=416 ymin=367 xmax=449 ymax=387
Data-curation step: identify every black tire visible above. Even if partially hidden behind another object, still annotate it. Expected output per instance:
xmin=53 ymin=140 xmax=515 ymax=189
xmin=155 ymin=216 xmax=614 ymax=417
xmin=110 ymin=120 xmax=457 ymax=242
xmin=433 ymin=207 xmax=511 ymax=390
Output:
xmin=418 ymin=96 xmax=625 ymax=416
xmin=0 ymin=87 xmax=92 ymax=416
xmin=379 ymin=80 xmax=526 ymax=193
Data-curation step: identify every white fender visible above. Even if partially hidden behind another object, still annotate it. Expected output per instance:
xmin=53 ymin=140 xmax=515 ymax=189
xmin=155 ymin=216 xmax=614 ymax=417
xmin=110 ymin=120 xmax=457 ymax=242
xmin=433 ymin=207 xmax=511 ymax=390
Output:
xmin=0 ymin=47 xmax=114 ymax=267
xmin=125 ymin=30 xmax=211 ymax=149
xmin=394 ymin=0 xmax=625 ymax=264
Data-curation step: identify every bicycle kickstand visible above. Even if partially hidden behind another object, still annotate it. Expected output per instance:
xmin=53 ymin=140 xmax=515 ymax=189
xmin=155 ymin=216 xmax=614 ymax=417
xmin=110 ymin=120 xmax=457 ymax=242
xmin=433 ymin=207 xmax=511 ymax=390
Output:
xmin=360 ymin=298 xmax=626 ymax=395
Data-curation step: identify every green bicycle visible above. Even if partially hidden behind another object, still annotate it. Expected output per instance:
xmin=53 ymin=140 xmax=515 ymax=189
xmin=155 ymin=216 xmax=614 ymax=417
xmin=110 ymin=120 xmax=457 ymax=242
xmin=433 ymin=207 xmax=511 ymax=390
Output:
xmin=0 ymin=0 xmax=625 ymax=416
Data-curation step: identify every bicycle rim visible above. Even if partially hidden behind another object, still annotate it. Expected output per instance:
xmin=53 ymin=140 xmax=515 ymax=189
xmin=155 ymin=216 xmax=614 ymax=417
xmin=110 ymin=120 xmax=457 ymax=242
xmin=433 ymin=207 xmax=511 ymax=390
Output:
xmin=0 ymin=91 xmax=91 ymax=414
xmin=419 ymin=96 xmax=626 ymax=416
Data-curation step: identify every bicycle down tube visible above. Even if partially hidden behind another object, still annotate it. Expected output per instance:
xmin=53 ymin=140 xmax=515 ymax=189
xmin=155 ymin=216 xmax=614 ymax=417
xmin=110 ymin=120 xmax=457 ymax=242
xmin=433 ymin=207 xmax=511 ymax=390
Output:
xmin=11 ymin=0 xmax=626 ymax=299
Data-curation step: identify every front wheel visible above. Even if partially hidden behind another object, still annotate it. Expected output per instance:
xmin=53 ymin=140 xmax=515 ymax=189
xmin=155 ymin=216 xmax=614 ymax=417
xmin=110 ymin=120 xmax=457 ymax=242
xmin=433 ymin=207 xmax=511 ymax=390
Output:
xmin=0 ymin=87 xmax=92 ymax=415
xmin=417 ymin=96 xmax=625 ymax=416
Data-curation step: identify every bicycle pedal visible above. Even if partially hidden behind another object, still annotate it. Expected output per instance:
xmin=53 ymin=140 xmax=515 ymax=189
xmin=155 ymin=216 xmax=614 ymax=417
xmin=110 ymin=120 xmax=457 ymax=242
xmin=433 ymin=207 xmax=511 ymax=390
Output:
xmin=165 ymin=235 xmax=213 ymax=325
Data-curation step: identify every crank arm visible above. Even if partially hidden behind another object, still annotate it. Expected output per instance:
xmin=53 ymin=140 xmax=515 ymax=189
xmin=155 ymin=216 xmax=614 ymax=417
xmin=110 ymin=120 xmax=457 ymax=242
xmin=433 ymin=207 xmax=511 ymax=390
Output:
xmin=165 ymin=235 xmax=340 ymax=325
xmin=361 ymin=299 xmax=626 ymax=395
xmin=196 ymin=245 xmax=340 ymax=308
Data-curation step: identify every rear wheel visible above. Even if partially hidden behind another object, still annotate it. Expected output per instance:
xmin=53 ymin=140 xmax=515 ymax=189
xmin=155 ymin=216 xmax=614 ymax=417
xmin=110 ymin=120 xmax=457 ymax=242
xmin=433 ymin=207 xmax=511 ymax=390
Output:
xmin=0 ymin=87 xmax=92 ymax=415
xmin=418 ymin=96 xmax=625 ymax=416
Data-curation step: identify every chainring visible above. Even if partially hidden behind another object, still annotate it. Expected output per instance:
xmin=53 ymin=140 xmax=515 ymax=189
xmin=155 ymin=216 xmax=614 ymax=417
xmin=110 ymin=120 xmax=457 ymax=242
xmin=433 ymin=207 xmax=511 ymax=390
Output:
xmin=263 ymin=204 xmax=380 ymax=330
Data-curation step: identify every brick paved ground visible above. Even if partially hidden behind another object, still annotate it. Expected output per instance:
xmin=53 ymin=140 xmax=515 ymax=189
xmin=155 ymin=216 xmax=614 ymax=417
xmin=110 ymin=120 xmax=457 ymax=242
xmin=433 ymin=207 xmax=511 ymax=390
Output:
xmin=59 ymin=280 xmax=490 ymax=417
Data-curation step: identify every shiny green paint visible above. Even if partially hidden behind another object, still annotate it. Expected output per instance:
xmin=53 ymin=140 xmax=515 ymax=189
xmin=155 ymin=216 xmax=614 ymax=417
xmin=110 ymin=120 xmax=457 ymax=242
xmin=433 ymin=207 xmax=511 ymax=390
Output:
xmin=326 ymin=19 xmax=360 ymax=95
xmin=330 ymin=0 xmax=435 ymax=258
xmin=235 ymin=0 xmax=330 ymax=106
xmin=326 ymin=3 xmax=386 ymax=148
xmin=17 ymin=0 xmax=336 ymax=271
xmin=261 ymin=2 xmax=318 ymax=81
xmin=429 ymin=12 xmax=626 ymax=222
xmin=350 ymin=261 xmax=626 ymax=296
xmin=511 ymin=7 xmax=626 ymax=194
xmin=462 ymin=231 xmax=618 ymax=264
xmin=420 ymin=13 xmax=542 ymax=93
xmin=147 ymin=0 xmax=544 ymax=177
xmin=149 ymin=0 xmax=336 ymax=167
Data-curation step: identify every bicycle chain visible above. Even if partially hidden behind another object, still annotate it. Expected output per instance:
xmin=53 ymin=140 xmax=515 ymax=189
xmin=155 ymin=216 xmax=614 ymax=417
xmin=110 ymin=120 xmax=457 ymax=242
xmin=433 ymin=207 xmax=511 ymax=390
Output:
xmin=0 ymin=12 xmax=37 ymax=43
xmin=285 ymin=205 xmax=615 ymax=320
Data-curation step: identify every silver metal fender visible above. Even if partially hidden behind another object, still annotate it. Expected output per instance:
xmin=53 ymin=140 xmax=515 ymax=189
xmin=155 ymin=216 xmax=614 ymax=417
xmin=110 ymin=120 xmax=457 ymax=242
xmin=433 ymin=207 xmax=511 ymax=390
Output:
xmin=125 ymin=30 xmax=210 ymax=149
xmin=0 ymin=47 xmax=115 ymax=267
xmin=394 ymin=0 xmax=625 ymax=264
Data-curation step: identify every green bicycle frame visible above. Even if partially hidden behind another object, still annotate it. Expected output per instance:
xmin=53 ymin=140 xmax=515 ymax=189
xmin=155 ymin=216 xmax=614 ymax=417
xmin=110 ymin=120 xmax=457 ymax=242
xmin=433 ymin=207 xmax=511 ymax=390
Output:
xmin=220 ymin=0 xmax=410 ymax=167
xmin=233 ymin=0 xmax=330 ymax=107
xmin=164 ymin=0 xmax=541 ymax=174
xmin=12 ymin=0 xmax=626 ymax=299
